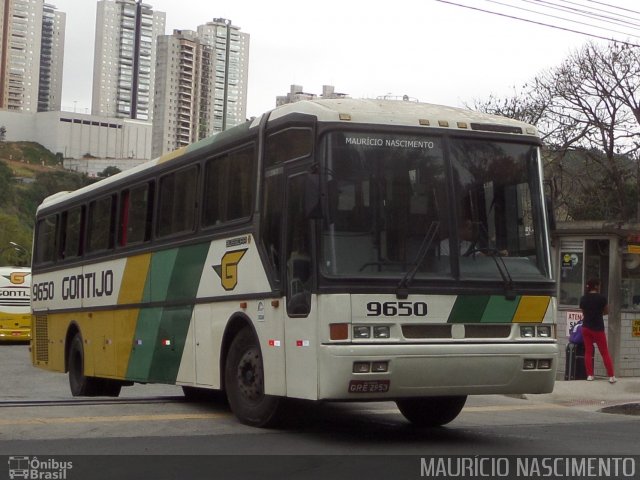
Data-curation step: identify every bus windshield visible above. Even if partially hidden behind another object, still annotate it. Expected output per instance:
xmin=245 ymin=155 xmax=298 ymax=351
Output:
xmin=320 ymin=131 xmax=551 ymax=282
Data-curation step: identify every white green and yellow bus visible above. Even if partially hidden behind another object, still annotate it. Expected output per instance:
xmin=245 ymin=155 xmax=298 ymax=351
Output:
xmin=31 ymin=99 xmax=557 ymax=427
xmin=0 ymin=266 xmax=31 ymax=341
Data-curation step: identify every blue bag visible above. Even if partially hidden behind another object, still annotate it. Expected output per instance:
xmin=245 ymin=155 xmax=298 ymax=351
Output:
xmin=569 ymin=320 xmax=583 ymax=344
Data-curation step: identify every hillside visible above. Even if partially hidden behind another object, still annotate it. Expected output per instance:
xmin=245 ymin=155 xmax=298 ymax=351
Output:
xmin=0 ymin=141 xmax=61 ymax=177
xmin=0 ymin=142 xmax=94 ymax=266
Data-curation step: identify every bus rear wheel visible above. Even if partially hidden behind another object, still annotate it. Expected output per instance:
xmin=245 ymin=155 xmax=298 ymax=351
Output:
xmin=395 ymin=395 xmax=467 ymax=427
xmin=68 ymin=333 xmax=121 ymax=397
xmin=225 ymin=327 xmax=283 ymax=428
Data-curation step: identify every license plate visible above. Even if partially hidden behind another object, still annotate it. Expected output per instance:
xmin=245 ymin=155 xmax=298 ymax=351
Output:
xmin=348 ymin=380 xmax=390 ymax=393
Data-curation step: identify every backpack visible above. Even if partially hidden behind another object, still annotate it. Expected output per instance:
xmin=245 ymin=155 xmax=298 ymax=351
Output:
xmin=569 ymin=320 xmax=583 ymax=344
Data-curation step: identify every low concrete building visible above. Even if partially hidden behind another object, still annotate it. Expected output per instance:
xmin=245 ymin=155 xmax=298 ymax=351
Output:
xmin=0 ymin=110 xmax=152 ymax=160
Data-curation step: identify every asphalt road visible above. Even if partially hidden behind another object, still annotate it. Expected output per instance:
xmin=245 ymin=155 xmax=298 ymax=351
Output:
xmin=2 ymin=343 xmax=639 ymax=479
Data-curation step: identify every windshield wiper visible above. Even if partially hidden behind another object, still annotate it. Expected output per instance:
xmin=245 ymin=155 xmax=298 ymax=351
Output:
xmin=469 ymin=247 xmax=516 ymax=300
xmin=396 ymin=221 xmax=439 ymax=299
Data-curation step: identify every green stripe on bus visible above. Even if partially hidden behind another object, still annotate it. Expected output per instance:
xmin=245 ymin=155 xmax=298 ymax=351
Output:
xmin=128 ymin=243 xmax=211 ymax=383
xmin=147 ymin=306 xmax=193 ymax=383
xmin=144 ymin=248 xmax=179 ymax=302
xmin=126 ymin=307 xmax=163 ymax=381
xmin=480 ymin=295 xmax=521 ymax=323
xmin=147 ymin=243 xmax=210 ymax=382
xmin=448 ymin=296 xmax=490 ymax=323
xmin=166 ymin=243 xmax=211 ymax=301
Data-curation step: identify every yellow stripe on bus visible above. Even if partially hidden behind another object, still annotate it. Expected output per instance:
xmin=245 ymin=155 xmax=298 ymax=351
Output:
xmin=513 ymin=296 xmax=551 ymax=323
xmin=118 ymin=254 xmax=151 ymax=305
xmin=157 ymin=146 xmax=187 ymax=164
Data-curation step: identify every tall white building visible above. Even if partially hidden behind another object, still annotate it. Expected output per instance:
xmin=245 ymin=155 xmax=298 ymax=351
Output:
xmin=152 ymin=19 xmax=249 ymax=157
xmin=0 ymin=0 xmax=64 ymax=113
xmin=38 ymin=3 xmax=65 ymax=111
xmin=196 ymin=18 xmax=249 ymax=133
xmin=92 ymin=0 xmax=165 ymax=121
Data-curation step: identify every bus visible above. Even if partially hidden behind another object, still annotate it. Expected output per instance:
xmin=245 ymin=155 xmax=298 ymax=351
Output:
xmin=0 ymin=266 xmax=31 ymax=342
xmin=30 ymin=99 xmax=558 ymax=427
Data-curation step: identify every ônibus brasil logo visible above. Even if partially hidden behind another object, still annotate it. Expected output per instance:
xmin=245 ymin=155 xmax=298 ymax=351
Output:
xmin=8 ymin=456 xmax=72 ymax=479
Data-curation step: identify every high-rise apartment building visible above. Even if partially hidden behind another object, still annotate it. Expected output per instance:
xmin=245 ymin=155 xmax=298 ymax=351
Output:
xmin=92 ymin=0 xmax=165 ymax=120
xmin=152 ymin=30 xmax=210 ymax=157
xmin=38 ymin=3 xmax=65 ymax=111
xmin=1 ymin=0 xmax=63 ymax=112
xmin=152 ymin=19 xmax=249 ymax=157
xmin=276 ymin=85 xmax=348 ymax=106
xmin=0 ymin=0 xmax=64 ymax=113
xmin=196 ymin=18 xmax=249 ymax=134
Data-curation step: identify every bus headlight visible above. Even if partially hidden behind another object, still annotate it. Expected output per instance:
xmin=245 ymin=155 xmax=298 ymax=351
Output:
xmin=520 ymin=326 xmax=535 ymax=338
xmin=537 ymin=359 xmax=552 ymax=369
xmin=536 ymin=325 xmax=552 ymax=338
xmin=373 ymin=326 xmax=390 ymax=338
xmin=353 ymin=326 xmax=371 ymax=339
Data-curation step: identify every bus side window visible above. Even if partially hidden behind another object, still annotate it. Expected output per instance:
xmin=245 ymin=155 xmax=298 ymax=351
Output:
xmin=60 ymin=206 xmax=84 ymax=260
xmin=261 ymin=168 xmax=284 ymax=287
xmin=202 ymin=145 xmax=254 ymax=227
xmin=264 ymin=128 xmax=312 ymax=167
xmin=87 ymin=195 xmax=116 ymax=254
xmin=286 ymin=174 xmax=312 ymax=316
xmin=157 ymin=166 xmax=198 ymax=238
xmin=120 ymin=182 xmax=153 ymax=246
xmin=34 ymin=214 xmax=58 ymax=265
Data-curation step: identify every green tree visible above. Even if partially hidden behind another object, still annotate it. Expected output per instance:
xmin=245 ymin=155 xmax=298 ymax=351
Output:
xmin=0 ymin=214 xmax=31 ymax=266
xmin=0 ymin=160 xmax=14 ymax=206
xmin=98 ymin=166 xmax=121 ymax=178
xmin=18 ymin=170 xmax=96 ymax=228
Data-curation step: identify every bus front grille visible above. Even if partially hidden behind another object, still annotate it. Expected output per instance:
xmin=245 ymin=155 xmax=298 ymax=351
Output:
xmin=34 ymin=315 xmax=49 ymax=363
xmin=402 ymin=324 xmax=512 ymax=340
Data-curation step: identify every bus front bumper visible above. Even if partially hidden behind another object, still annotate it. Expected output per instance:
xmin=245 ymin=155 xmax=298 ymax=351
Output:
xmin=318 ymin=342 xmax=558 ymax=400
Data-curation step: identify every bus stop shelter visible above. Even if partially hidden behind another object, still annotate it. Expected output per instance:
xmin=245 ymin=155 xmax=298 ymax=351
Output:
xmin=553 ymin=221 xmax=640 ymax=378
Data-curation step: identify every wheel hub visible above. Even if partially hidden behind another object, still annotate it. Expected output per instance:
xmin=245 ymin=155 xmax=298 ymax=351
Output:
xmin=237 ymin=348 xmax=262 ymax=402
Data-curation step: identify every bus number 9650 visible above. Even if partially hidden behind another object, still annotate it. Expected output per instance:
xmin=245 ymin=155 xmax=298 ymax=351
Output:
xmin=366 ymin=301 xmax=428 ymax=317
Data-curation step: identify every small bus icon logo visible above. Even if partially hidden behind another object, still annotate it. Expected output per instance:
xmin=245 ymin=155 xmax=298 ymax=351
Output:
xmin=8 ymin=456 xmax=30 ymax=479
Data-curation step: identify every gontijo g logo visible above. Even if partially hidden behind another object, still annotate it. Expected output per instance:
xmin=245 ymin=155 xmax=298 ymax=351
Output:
xmin=213 ymin=249 xmax=248 ymax=291
xmin=4 ymin=272 xmax=30 ymax=285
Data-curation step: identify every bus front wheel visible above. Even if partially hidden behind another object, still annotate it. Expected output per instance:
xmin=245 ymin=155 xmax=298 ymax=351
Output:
xmin=395 ymin=395 xmax=467 ymax=427
xmin=225 ymin=327 xmax=283 ymax=428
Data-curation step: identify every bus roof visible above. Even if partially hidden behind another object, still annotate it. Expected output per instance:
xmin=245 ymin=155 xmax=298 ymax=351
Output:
xmin=268 ymin=98 xmax=539 ymax=135
xmin=37 ymin=99 xmax=538 ymax=213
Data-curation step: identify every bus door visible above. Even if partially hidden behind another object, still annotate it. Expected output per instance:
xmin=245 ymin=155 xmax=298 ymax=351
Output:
xmin=283 ymin=170 xmax=318 ymax=399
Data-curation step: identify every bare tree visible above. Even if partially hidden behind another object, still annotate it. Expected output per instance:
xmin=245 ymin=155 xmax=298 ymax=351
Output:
xmin=472 ymin=41 xmax=640 ymax=221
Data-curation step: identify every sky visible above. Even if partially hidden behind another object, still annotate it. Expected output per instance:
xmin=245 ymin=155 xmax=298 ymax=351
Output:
xmin=51 ymin=0 xmax=640 ymax=119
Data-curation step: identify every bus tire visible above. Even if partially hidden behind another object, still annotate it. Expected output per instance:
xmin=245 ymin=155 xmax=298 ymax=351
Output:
xmin=395 ymin=395 xmax=467 ymax=427
xmin=68 ymin=334 xmax=101 ymax=397
xmin=97 ymin=379 xmax=122 ymax=397
xmin=224 ymin=327 xmax=283 ymax=428
xmin=182 ymin=386 xmax=227 ymax=403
